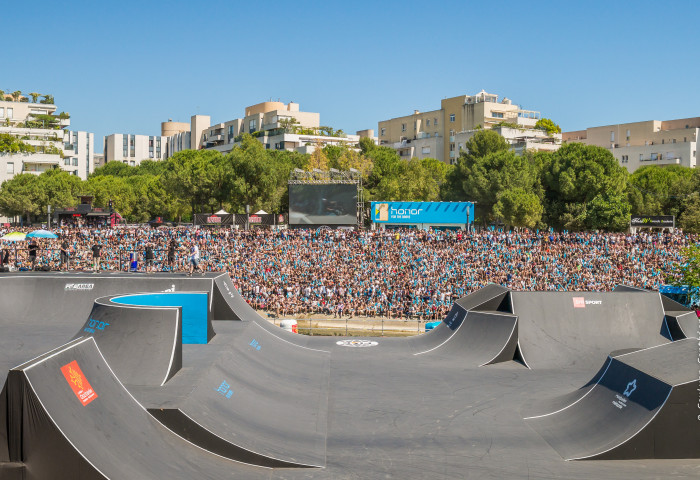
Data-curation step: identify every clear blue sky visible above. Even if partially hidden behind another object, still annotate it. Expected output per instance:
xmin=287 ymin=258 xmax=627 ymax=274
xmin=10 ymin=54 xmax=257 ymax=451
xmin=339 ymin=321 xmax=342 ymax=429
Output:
xmin=5 ymin=0 xmax=699 ymax=152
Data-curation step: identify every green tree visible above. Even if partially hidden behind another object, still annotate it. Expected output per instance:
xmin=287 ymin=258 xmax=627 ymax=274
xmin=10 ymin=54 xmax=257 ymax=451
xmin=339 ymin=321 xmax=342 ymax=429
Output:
xmin=36 ymin=169 xmax=82 ymax=212
xmin=678 ymin=193 xmax=700 ymax=233
xmin=541 ymin=143 xmax=630 ymax=231
xmin=11 ymin=91 xmax=22 ymax=102
xmin=628 ymin=165 xmax=698 ymax=218
xmin=40 ymin=94 xmax=55 ymax=105
xmin=493 ymin=188 xmax=543 ymax=229
xmin=307 ymin=143 xmax=329 ymax=171
xmin=161 ymin=149 xmax=221 ymax=216
xmin=669 ymin=244 xmax=700 ymax=289
xmin=224 ymin=135 xmax=281 ymax=212
xmin=28 ymin=92 xmax=41 ymax=103
xmin=458 ymin=149 xmax=541 ymax=224
xmin=535 ymin=118 xmax=561 ymax=134
xmin=0 ymin=173 xmax=45 ymax=222
xmin=83 ymin=175 xmax=136 ymax=219
xmin=461 ymin=129 xmax=510 ymax=163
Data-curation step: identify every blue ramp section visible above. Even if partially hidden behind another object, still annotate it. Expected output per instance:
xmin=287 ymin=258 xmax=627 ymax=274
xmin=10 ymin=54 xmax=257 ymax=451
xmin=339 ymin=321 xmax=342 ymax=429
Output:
xmin=113 ymin=293 xmax=210 ymax=344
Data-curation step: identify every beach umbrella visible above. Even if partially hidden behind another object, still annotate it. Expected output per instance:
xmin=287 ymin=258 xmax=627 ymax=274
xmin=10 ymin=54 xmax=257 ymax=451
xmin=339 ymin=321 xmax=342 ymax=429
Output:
xmin=26 ymin=229 xmax=58 ymax=239
xmin=1 ymin=232 xmax=26 ymax=241
xmin=1 ymin=232 xmax=26 ymax=266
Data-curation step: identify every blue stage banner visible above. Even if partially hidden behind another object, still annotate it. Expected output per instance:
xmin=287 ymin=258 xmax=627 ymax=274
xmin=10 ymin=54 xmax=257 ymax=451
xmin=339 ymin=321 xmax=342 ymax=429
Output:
xmin=371 ymin=202 xmax=474 ymax=224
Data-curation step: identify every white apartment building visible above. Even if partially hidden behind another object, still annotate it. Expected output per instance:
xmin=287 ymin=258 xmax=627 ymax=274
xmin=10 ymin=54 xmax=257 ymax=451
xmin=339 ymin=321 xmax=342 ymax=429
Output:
xmin=563 ymin=118 xmax=699 ymax=173
xmin=165 ymin=101 xmax=374 ymax=158
xmin=0 ymin=99 xmax=94 ymax=183
xmin=103 ymin=133 xmax=167 ymax=165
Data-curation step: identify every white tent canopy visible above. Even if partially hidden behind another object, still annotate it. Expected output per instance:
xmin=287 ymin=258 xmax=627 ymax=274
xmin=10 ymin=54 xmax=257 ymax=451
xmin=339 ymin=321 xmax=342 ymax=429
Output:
xmin=215 ymin=209 xmax=229 ymax=215
xmin=254 ymin=210 xmax=268 ymax=215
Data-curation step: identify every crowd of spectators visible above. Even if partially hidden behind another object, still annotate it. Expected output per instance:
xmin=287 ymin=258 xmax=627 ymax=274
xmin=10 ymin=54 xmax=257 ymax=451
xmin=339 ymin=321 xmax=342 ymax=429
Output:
xmin=1 ymin=226 xmax=696 ymax=320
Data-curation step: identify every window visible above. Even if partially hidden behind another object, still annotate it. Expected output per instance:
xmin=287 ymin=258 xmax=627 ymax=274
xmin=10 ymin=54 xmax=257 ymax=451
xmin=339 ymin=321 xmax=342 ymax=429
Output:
xmin=651 ymin=153 xmax=659 ymax=161
xmin=380 ymin=128 xmax=385 ymax=136
xmin=249 ymin=120 xmax=257 ymax=132
xmin=123 ymin=148 xmax=128 ymax=157
xmin=626 ymin=129 xmax=630 ymax=140
xmin=129 ymin=161 xmax=135 ymax=167
xmin=64 ymin=158 xmax=70 ymax=166
xmin=6 ymin=162 xmax=14 ymax=174
xmin=6 ymin=108 xmax=13 ymax=119
xmin=426 ymin=119 xmax=431 ymax=126
xmin=693 ymin=151 xmax=696 ymax=158
xmin=434 ymin=117 xmax=438 ymax=126
xmin=72 ymin=158 xmax=78 ymax=166
xmin=639 ymin=154 xmax=643 ymax=161
xmin=0 ymin=107 xmax=4 ymax=117
xmin=413 ymin=121 xmax=416 ymax=130
xmin=123 ymin=136 xmax=128 ymax=146
xmin=661 ymin=139 xmax=664 ymax=144
xmin=672 ymin=138 xmax=676 ymax=144
xmin=422 ymin=147 xmax=430 ymax=154
xmin=73 ymin=170 xmax=78 ymax=176
xmin=610 ymin=131 xmax=615 ymax=142
xmin=450 ymin=143 xmax=455 ymax=151
xmin=401 ymin=123 xmax=406 ymax=132
xmin=130 ymin=138 xmax=134 ymax=147
xmin=449 ymin=114 xmax=455 ymax=122
xmin=434 ymin=132 xmax=439 ymax=137
xmin=492 ymin=112 xmax=504 ymax=118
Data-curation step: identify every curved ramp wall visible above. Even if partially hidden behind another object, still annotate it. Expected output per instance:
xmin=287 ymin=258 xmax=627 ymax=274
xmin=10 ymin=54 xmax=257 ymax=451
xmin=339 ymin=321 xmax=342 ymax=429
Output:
xmin=74 ymin=295 xmax=183 ymax=386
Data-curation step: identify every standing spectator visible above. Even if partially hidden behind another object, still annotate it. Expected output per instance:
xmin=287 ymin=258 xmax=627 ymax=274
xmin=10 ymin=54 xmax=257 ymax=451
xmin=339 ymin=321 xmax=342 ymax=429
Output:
xmin=28 ymin=239 xmax=38 ymax=271
xmin=144 ymin=242 xmax=155 ymax=273
xmin=59 ymin=237 xmax=70 ymax=271
xmin=167 ymin=239 xmax=178 ymax=272
xmin=91 ymin=242 xmax=102 ymax=273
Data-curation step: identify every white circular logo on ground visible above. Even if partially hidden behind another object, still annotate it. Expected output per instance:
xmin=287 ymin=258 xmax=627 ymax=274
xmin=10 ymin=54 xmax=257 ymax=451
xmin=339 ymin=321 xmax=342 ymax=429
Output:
xmin=336 ymin=339 xmax=378 ymax=348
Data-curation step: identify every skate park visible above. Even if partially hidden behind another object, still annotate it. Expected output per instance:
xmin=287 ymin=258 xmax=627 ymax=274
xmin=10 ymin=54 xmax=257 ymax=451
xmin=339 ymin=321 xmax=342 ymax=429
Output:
xmin=1 ymin=272 xmax=699 ymax=479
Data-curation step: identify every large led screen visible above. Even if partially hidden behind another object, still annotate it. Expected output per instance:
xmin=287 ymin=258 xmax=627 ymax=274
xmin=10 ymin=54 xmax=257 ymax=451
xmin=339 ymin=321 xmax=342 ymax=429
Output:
xmin=289 ymin=184 xmax=357 ymax=225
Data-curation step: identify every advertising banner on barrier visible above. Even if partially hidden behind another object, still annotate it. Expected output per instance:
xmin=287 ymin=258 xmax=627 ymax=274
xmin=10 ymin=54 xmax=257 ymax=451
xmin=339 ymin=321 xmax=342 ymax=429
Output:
xmin=629 ymin=215 xmax=674 ymax=228
xmin=194 ymin=214 xmax=234 ymax=226
xmin=371 ymin=201 xmax=474 ymax=225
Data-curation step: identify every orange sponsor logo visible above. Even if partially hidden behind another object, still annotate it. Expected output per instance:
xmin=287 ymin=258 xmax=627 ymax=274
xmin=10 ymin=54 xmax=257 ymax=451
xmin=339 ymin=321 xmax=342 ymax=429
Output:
xmin=60 ymin=360 xmax=98 ymax=406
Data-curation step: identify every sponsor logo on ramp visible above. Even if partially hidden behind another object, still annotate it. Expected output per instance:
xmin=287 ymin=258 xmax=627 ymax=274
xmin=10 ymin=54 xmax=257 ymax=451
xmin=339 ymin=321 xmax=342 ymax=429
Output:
xmin=573 ymin=297 xmax=586 ymax=308
xmin=623 ymin=379 xmax=637 ymax=397
xmin=64 ymin=283 xmax=95 ymax=291
xmin=60 ymin=360 xmax=98 ymax=406
xmin=215 ymin=380 xmax=234 ymax=399
xmin=336 ymin=339 xmax=378 ymax=347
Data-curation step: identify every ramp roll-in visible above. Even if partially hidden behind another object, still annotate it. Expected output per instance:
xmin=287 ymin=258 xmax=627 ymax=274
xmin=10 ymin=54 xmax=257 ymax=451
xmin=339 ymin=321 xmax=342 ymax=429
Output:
xmin=74 ymin=294 xmax=183 ymax=386
xmin=0 ymin=337 xmax=266 ymax=479
xmin=525 ymin=339 xmax=699 ymax=460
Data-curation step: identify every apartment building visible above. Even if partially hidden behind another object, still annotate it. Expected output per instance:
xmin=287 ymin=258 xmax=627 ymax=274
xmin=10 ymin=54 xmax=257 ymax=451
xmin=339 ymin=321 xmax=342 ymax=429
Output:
xmin=103 ymin=133 xmax=167 ymax=165
xmin=0 ymin=98 xmax=94 ymax=183
xmin=378 ymin=90 xmax=560 ymax=164
xmin=166 ymin=101 xmax=373 ymax=158
xmin=563 ymin=118 xmax=699 ymax=172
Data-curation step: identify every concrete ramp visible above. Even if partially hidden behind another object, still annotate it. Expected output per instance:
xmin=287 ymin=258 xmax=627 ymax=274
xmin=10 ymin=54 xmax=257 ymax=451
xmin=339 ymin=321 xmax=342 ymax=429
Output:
xmin=512 ymin=291 xmax=671 ymax=370
xmin=0 ymin=337 xmax=266 ymax=479
xmin=74 ymin=295 xmax=183 ymax=386
xmin=524 ymin=339 xmax=699 ymax=460
xmin=143 ymin=321 xmax=330 ymax=468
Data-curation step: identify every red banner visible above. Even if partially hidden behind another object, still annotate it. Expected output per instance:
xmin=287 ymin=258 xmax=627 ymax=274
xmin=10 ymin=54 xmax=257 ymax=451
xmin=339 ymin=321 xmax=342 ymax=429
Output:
xmin=60 ymin=360 xmax=98 ymax=406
